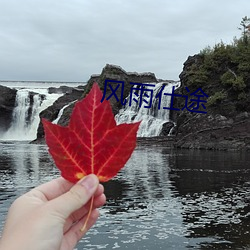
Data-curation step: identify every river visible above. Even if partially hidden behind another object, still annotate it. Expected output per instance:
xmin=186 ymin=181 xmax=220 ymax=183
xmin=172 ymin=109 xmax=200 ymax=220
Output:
xmin=0 ymin=142 xmax=250 ymax=249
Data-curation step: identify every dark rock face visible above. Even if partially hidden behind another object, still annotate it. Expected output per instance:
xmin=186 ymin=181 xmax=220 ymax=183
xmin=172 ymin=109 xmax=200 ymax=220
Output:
xmin=0 ymin=85 xmax=17 ymax=132
xmin=48 ymin=85 xmax=85 ymax=94
xmin=28 ymin=91 xmax=46 ymax=121
xmin=36 ymin=87 xmax=85 ymax=139
xmin=175 ymin=112 xmax=250 ymax=150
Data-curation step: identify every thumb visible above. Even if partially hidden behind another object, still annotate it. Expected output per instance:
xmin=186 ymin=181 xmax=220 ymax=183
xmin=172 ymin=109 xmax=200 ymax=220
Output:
xmin=47 ymin=174 xmax=99 ymax=219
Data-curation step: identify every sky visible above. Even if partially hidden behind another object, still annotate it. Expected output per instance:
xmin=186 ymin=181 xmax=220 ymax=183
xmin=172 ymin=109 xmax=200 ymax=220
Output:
xmin=0 ymin=0 xmax=249 ymax=82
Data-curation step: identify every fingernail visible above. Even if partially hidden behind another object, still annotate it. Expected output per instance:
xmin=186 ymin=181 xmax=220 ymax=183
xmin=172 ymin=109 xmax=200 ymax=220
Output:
xmin=78 ymin=174 xmax=98 ymax=191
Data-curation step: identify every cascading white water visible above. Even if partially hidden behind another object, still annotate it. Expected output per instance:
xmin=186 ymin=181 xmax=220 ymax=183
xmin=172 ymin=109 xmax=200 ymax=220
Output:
xmin=0 ymin=80 xmax=177 ymax=141
xmin=115 ymin=81 xmax=180 ymax=137
xmin=8 ymin=90 xmax=31 ymax=136
xmin=1 ymin=89 xmax=62 ymax=141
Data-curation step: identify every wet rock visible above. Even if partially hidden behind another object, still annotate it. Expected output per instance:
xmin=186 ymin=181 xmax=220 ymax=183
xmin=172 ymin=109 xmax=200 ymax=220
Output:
xmin=0 ymin=85 xmax=17 ymax=132
xmin=235 ymin=112 xmax=249 ymax=122
xmin=85 ymin=64 xmax=158 ymax=115
xmin=36 ymin=88 xmax=84 ymax=139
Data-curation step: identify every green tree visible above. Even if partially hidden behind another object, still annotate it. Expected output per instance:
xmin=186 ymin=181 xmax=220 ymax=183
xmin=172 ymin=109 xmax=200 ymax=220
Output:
xmin=238 ymin=16 xmax=250 ymax=44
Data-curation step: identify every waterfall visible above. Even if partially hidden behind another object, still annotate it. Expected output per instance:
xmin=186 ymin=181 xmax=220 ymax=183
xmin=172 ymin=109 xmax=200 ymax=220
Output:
xmin=53 ymin=100 xmax=78 ymax=124
xmin=1 ymin=89 xmax=62 ymax=141
xmin=115 ymin=81 xmax=179 ymax=137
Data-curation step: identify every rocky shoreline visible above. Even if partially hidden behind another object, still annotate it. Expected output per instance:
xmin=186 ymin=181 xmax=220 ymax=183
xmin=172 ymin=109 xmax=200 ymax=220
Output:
xmin=174 ymin=112 xmax=250 ymax=151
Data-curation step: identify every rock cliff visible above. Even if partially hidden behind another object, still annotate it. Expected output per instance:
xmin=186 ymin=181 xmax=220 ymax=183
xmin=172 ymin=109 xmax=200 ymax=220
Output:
xmin=174 ymin=54 xmax=250 ymax=150
xmin=86 ymin=64 xmax=158 ymax=115
xmin=0 ymin=85 xmax=17 ymax=133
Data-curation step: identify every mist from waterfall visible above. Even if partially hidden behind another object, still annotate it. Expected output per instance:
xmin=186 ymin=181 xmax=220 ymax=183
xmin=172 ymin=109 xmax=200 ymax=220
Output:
xmin=1 ymin=89 xmax=62 ymax=141
xmin=115 ymin=81 xmax=179 ymax=137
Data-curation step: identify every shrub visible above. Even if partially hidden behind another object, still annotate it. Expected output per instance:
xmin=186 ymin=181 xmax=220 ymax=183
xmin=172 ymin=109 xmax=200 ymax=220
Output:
xmin=233 ymin=76 xmax=246 ymax=91
xmin=207 ymin=91 xmax=227 ymax=106
xmin=238 ymin=91 xmax=247 ymax=100
xmin=221 ymin=71 xmax=236 ymax=86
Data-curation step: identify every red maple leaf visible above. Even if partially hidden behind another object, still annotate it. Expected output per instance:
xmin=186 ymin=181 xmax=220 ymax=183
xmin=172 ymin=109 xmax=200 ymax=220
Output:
xmin=42 ymin=82 xmax=140 ymax=183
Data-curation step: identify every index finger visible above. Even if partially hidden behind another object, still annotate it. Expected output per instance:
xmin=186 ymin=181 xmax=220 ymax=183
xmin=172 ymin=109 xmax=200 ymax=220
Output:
xmin=34 ymin=177 xmax=74 ymax=201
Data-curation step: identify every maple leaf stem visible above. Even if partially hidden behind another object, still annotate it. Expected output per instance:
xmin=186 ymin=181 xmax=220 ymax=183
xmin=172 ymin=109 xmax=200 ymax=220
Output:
xmin=80 ymin=196 xmax=94 ymax=232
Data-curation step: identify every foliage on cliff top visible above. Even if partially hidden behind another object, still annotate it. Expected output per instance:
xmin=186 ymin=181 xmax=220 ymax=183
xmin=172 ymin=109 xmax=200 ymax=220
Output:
xmin=179 ymin=17 xmax=250 ymax=116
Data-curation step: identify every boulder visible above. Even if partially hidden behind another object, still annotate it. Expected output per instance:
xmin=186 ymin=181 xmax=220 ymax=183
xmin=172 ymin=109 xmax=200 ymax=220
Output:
xmin=85 ymin=64 xmax=158 ymax=115
xmin=0 ymin=85 xmax=17 ymax=132
xmin=159 ymin=121 xmax=175 ymax=136
xmin=36 ymin=87 xmax=85 ymax=139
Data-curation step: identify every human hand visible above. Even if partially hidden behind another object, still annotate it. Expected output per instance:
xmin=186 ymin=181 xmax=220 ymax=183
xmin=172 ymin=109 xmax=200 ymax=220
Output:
xmin=0 ymin=174 xmax=106 ymax=250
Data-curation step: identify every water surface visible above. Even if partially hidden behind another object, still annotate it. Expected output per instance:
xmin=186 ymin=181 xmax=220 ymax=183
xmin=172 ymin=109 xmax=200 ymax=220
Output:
xmin=0 ymin=142 xmax=250 ymax=249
